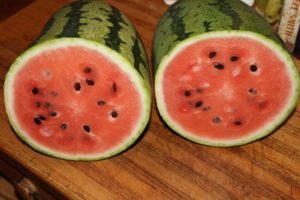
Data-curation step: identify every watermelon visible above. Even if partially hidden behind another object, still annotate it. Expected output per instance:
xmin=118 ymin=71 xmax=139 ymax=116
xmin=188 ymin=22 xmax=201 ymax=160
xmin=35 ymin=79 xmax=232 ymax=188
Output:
xmin=4 ymin=0 xmax=151 ymax=160
xmin=153 ymin=0 xmax=300 ymax=146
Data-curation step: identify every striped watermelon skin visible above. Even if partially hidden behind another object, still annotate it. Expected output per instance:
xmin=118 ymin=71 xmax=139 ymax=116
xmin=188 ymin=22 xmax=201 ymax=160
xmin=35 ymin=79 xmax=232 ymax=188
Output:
xmin=4 ymin=0 xmax=151 ymax=160
xmin=152 ymin=0 xmax=300 ymax=146
xmin=152 ymin=0 xmax=283 ymax=70
xmin=34 ymin=0 xmax=150 ymax=87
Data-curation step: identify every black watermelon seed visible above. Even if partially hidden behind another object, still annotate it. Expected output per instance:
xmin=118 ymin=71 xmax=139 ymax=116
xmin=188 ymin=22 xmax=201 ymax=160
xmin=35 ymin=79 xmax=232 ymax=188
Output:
xmin=49 ymin=111 xmax=57 ymax=116
xmin=111 ymin=111 xmax=118 ymax=118
xmin=202 ymin=106 xmax=211 ymax=111
xmin=230 ymin=56 xmax=239 ymax=61
xmin=248 ymin=88 xmax=257 ymax=94
xmin=250 ymin=64 xmax=258 ymax=72
xmin=74 ymin=82 xmax=81 ymax=91
xmin=84 ymin=67 xmax=92 ymax=73
xmin=234 ymin=121 xmax=242 ymax=126
xmin=86 ymin=79 xmax=95 ymax=86
xmin=195 ymin=101 xmax=203 ymax=108
xmin=97 ymin=100 xmax=106 ymax=106
xmin=212 ymin=117 xmax=221 ymax=123
xmin=60 ymin=123 xmax=67 ymax=130
xmin=83 ymin=125 xmax=90 ymax=133
xmin=112 ymin=82 xmax=117 ymax=92
xmin=50 ymin=91 xmax=58 ymax=96
xmin=39 ymin=115 xmax=46 ymax=121
xmin=34 ymin=118 xmax=41 ymax=125
xmin=32 ymin=87 xmax=39 ymax=95
xmin=209 ymin=51 xmax=217 ymax=58
xmin=184 ymin=90 xmax=191 ymax=97
xmin=35 ymin=102 xmax=41 ymax=108
xmin=214 ymin=63 xmax=224 ymax=70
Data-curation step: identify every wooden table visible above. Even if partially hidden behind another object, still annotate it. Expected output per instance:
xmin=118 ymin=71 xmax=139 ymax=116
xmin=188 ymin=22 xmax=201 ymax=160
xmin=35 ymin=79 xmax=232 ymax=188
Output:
xmin=0 ymin=0 xmax=300 ymax=199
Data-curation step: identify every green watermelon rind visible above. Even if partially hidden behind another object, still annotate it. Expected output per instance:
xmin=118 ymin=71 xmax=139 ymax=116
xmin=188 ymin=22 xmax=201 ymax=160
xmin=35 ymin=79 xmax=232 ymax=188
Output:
xmin=155 ymin=30 xmax=300 ymax=147
xmin=4 ymin=38 xmax=151 ymax=161
xmin=33 ymin=0 xmax=150 ymax=89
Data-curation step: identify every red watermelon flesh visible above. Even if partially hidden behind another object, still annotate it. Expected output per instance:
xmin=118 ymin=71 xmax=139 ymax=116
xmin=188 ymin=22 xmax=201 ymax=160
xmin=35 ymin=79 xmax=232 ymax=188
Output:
xmin=161 ymin=36 xmax=293 ymax=141
xmin=11 ymin=45 xmax=143 ymax=156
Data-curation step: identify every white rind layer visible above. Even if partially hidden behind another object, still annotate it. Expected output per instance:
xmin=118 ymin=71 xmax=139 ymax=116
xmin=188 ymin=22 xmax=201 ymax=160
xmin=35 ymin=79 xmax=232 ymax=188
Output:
xmin=155 ymin=31 xmax=300 ymax=147
xmin=4 ymin=38 xmax=151 ymax=161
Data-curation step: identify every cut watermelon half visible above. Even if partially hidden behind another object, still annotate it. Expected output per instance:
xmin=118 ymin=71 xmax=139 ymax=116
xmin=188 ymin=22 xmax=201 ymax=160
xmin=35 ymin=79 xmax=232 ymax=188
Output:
xmin=5 ymin=38 xmax=151 ymax=160
xmin=155 ymin=31 xmax=300 ymax=146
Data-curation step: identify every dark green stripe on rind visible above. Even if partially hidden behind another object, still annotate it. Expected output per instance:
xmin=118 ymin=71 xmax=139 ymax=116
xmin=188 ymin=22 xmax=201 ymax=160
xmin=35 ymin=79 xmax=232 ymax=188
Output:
xmin=152 ymin=0 xmax=284 ymax=71
xmin=36 ymin=15 xmax=56 ymax=38
xmin=104 ymin=6 xmax=127 ymax=52
xmin=132 ymin=36 xmax=146 ymax=71
xmin=167 ymin=6 xmax=193 ymax=42
xmin=208 ymin=0 xmax=243 ymax=29
xmin=34 ymin=0 xmax=149 ymax=87
xmin=56 ymin=0 xmax=89 ymax=38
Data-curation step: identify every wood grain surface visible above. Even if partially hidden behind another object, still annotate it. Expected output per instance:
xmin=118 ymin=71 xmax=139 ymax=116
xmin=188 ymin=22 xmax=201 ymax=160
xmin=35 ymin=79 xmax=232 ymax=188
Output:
xmin=0 ymin=0 xmax=300 ymax=199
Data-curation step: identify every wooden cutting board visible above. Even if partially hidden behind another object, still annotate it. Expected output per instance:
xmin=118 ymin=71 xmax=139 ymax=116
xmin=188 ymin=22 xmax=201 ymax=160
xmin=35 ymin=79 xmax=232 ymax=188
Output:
xmin=0 ymin=0 xmax=299 ymax=199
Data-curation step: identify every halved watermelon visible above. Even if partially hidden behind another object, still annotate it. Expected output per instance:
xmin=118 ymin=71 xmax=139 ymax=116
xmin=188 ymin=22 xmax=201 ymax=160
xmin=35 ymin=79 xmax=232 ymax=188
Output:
xmin=4 ymin=0 xmax=151 ymax=160
xmin=153 ymin=0 xmax=300 ymax=146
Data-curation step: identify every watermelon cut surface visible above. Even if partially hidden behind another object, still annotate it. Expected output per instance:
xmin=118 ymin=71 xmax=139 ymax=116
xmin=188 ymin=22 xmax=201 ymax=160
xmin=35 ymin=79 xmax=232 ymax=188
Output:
xmin=153 ymin=0 xmax=300 ymax=146
xmin=155 ymin=32 xmax=299 ymax=146
xmin=5 ymin=39 xmax=150 ymax=160
xmin=4 ymin=0 xmax=151 ymax=160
